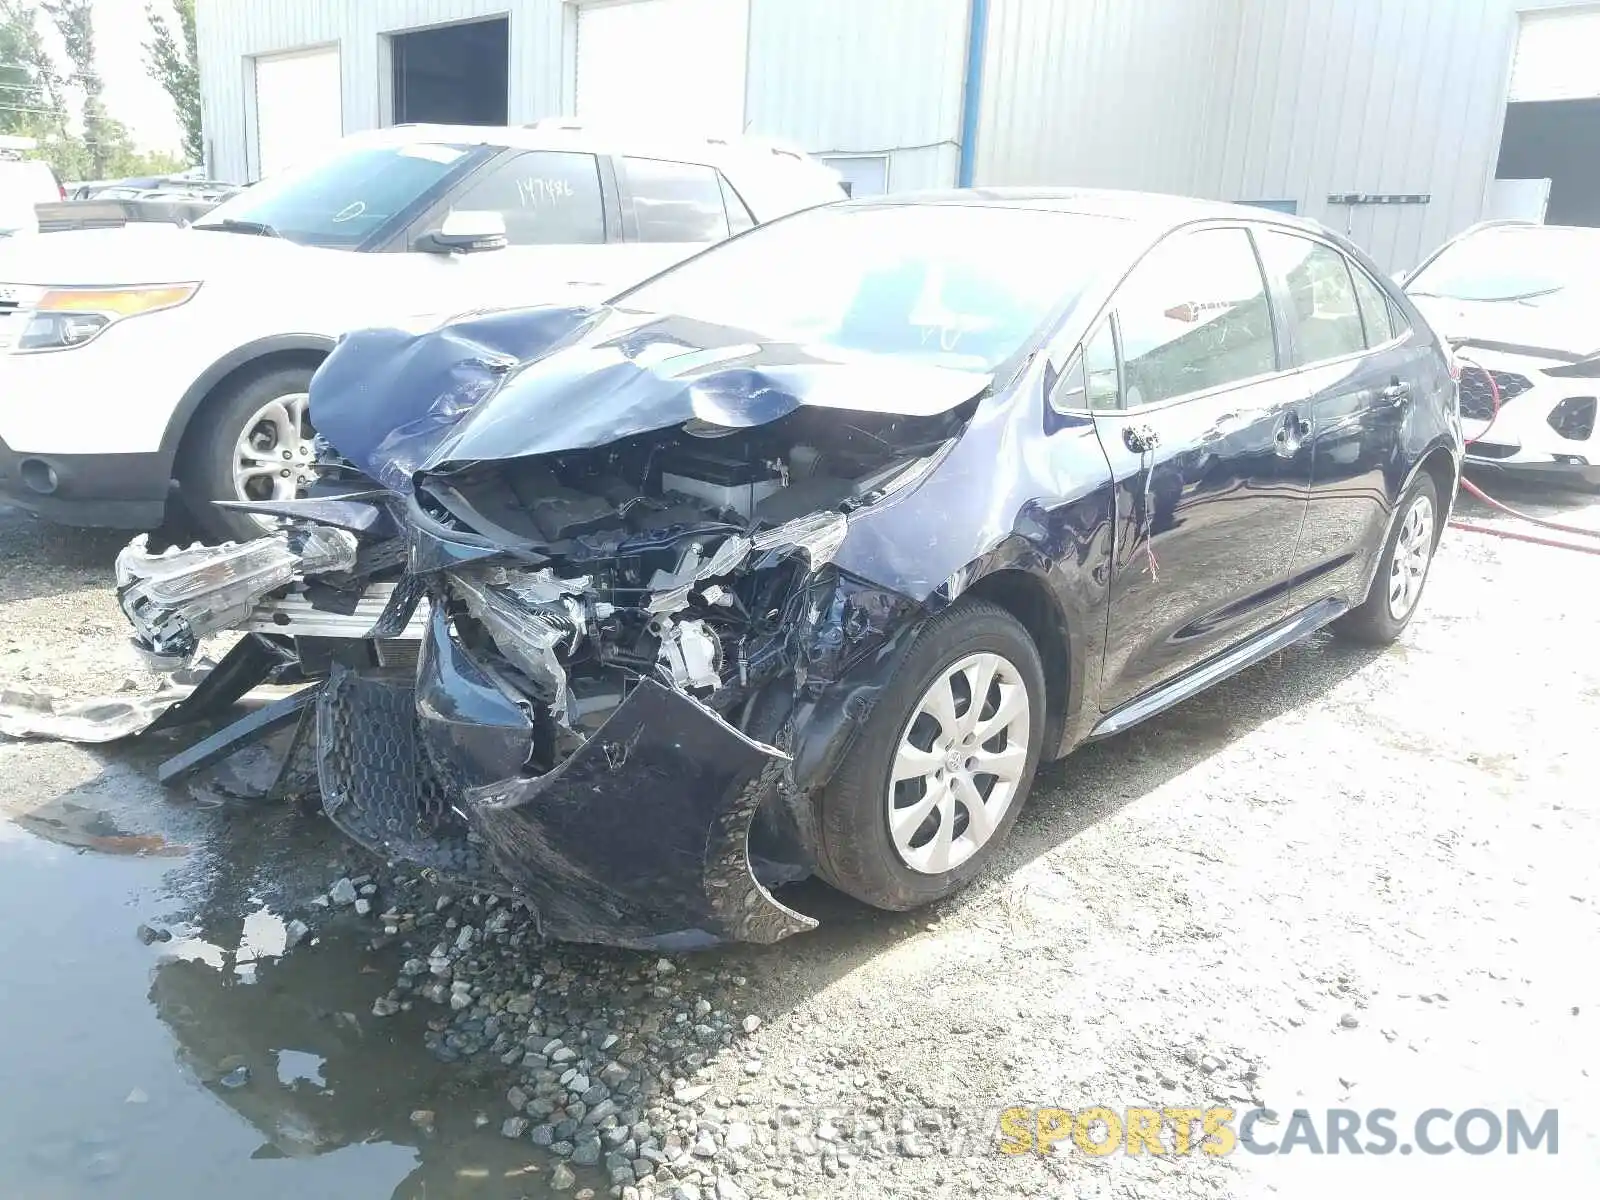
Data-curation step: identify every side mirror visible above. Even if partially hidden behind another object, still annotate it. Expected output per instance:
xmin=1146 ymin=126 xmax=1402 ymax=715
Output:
xmin=415 ymin=209 xmax=507 ymax=254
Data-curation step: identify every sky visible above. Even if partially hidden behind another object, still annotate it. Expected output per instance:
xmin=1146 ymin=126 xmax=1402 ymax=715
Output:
xmin=32 ymin=0 xmax=182 ymax=153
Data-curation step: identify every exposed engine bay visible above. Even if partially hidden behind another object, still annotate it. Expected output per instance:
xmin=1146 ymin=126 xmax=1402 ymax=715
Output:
xmin=110 ymin=337 xmax=975 ymax=949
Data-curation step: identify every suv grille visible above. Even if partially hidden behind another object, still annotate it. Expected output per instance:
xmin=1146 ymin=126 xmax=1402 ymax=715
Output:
xmin=1458 ymin=367 xmax=1533 ymax=421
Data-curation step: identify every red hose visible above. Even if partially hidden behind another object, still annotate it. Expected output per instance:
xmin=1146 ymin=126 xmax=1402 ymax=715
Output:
xmin=1445 ymin=353 xmax=1600 ymax=552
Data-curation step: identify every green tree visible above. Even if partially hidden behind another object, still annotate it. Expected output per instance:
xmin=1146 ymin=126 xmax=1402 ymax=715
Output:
xmin=143 ymin=0 xmax=199 ymax=166
xmin=41 ymin=0 xmax=112 ymax=177
xmin=0 ymin=0 xmax=66 ymax=138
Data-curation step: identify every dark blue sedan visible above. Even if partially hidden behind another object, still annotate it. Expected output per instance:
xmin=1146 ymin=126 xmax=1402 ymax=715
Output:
xmin=118 ymin=189 xmax=1463 ymax=946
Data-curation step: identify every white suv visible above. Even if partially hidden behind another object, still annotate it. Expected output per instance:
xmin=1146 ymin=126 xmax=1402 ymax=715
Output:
xmin=0 ymin=156 xmax=62 ymax=239
xmin=0 ymin=124 xmax=844 ymax=540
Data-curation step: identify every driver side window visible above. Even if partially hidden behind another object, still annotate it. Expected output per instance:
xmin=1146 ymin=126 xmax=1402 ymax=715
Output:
xmin=447 ymin=151 xmax=606 ymax=245
xmin=1112 ymin=227 xmax=1277 ymax=407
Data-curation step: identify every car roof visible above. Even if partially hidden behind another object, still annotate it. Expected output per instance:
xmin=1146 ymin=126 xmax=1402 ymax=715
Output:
xmin=840 ymin=186 xmax=1325 ymax=232
xmin=342 ymin=121 xmax=819 ymax=172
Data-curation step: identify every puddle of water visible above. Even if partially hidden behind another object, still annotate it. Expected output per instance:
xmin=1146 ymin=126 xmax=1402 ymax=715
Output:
xmin=11 ymin=796 xmax=188 ymax=857
xmin=0 ymin=821 xmax=568 ymax=1199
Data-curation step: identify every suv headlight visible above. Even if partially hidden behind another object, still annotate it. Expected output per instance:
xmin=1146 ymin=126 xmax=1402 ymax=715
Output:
xmin=15 ymin=283 xmax=200 ymax=352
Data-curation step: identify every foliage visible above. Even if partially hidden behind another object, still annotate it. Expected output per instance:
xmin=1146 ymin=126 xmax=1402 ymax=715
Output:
xmin=143 ymin=0 xmax=199 ymax=165
xmin=2 ymin=0 xmax=186 ymax=183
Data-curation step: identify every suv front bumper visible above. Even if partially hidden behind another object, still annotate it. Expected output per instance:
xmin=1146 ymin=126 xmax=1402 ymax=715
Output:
xmin=0 ymin=436 xmax=170 ymax=526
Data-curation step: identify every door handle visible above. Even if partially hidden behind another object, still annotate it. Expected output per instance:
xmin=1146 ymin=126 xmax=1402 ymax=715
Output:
xmin=1274 ymin=411 xmax=1309 ymax=457
xmin=1123 ymin=424 xmax=1160 ymax=453
xmin=1380 ymin=380 xmax=1412 ymax=406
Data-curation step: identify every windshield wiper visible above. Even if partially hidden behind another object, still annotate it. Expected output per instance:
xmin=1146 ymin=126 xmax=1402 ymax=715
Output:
xmin=1410 ymin=285 xmax=1563 ymax=303
xmin=192 ymin=218 xmax=281 ymax=238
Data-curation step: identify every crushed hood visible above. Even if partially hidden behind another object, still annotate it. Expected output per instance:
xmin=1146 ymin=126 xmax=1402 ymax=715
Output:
xmin=310 ymin=304 xmax=992 ymax=491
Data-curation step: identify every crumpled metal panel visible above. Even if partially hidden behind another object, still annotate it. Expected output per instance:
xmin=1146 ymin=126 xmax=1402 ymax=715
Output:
xmin=461 ymin=679 xmax=816 ymax=950
xmin=310 ymin=305 xmax=990 ymax=482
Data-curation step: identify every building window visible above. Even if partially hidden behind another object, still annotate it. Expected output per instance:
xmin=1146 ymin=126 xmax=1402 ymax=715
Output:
xmin=822 ymin=155 xmax=890 ymax=198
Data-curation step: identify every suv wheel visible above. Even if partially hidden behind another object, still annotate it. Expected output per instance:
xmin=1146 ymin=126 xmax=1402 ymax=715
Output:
xmin=180 ymin=364 xmax=319 ymax=542
xmin=813 ymin=599 xmax=1045 ymax=911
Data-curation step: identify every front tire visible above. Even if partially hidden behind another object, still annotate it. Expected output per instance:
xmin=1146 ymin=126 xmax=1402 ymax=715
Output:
xmin=179 ymin=364 xmax=319 ymax=543
xmin=1334 ymin=472 xmax=1441 ymax=645
xmin=813 ymin=599 xmax=1046 ymax=911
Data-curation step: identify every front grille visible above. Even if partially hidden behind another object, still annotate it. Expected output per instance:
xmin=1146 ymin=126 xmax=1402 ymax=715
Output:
xmin=1548 ymin=396 xmax=1597 ymax=442
xmin=1464 ymin=441 xmax=1519 ymax=460
xmin=1458 ymin=367 xmax=1533 ymax=421
xmin=316 ymin=668 xmax=490 ymax=879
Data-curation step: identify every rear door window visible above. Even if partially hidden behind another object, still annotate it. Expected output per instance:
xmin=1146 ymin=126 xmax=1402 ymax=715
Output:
xmin=1112 ymin=227 xmax=1278 ymax=407
xmin=621 ymin=157 xmax=730 ymax=243
xmin=1258 ymin=232 xmax=1367 ymax=364
xmin=448 ymin=150 xmax=606 ymax=245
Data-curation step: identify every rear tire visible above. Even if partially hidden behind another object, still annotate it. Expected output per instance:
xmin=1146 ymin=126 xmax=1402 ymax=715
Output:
xmin=812 ymin=599 xmax=1045 ymax=911
xmin=179 ymin=364 xmax=319 ymax=543
xmin=1333 ymin=471 xmax=1441 ymax=646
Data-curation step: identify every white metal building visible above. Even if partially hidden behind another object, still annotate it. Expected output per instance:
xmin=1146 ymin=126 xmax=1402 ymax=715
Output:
xmin=195 ymin=0 xmax=1600 ymax=271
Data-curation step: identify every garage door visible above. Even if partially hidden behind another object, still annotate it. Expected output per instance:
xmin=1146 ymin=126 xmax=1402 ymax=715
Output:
xmin=1509 ymin=8 xmax=1600 ymax=103
xmin=576 ymin=0 xmax=748 ymax=133
xmin=254 ymin=46 xmax=343 ymax=179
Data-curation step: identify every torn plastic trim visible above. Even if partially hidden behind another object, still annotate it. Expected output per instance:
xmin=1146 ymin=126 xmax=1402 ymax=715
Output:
xmin=459 ymin=678 xmax=816 ymax=949
xmin=448 ymin=570 xmax=580 ymax=727
xmin=116 ymin=528 xmax=360 ymax=666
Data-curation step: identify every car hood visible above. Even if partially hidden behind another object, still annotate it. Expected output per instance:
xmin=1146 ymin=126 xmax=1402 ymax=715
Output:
xmin=0 ymin=224 xmax=333 ymax=286
xmin=1409 ymin=292 xmax=1600 ymax=361
xmin=310 ymin=303 xmax=994 ymax=493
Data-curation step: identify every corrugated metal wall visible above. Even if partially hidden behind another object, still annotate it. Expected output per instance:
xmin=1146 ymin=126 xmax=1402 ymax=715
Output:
xmin=196 ymin=0 xmax=570 ymax=183
xmin=972 ymin=0 xmax=1600 ymax=271
xmin=744 ymin=0 xmax=969 ymax=191
xmin=973 ymin=0 xmax=1241 ymax=195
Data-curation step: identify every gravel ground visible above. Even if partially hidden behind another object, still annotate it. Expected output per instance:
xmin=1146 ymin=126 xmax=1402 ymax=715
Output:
xmin=1 ymin=477 xmax=1597 ymax=1200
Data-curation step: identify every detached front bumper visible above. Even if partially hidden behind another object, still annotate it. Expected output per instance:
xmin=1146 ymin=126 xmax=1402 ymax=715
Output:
xmin=315 ymin=608 xmax=816 ymax=950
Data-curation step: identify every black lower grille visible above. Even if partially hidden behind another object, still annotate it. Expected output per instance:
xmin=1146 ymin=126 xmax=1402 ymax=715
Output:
xmin=1458 ymin=367 xmax=1533 ymax=421
xmin=1548 ymin=396 xmax=1597 ymax=442
xmin=316 ymin=667 xmax=492 ymax=879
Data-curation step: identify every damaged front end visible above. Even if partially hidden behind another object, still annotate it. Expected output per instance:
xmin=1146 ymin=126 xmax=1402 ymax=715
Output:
xmin=107 ymin=308 xmax=979 ymax=947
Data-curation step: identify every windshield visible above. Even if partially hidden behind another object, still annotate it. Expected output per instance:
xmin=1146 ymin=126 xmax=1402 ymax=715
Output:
xmin=616 ymin=203 xmax=1133 ymax=371
xmin=1408 ymin=225 xmax=1600 ymax=303
xmin=196 ymin=142 xmax=488 ymax=249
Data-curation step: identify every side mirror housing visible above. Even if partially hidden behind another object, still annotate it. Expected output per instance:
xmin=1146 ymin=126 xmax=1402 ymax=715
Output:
xmin=415 ymin=209 xmax=507 ymax=254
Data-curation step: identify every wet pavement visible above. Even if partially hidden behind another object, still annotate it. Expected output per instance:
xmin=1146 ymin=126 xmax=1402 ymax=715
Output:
xmin=0 ymin=791 xmax=566 ymax=1200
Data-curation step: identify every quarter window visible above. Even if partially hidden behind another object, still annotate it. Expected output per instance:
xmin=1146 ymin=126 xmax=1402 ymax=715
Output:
xmin=1349 ymin=263 xmax=1396 ymax=346
xmin=1049 ymin=320 xmax=1120 ymax=413
xmin=1112 ymin=228 xmax=1277 ymax=407
xmin=621 ymin=157 xmax=730 ymax=242
xmin=719 ymin=174 xmax=756 ymax=234
xmin=447 ymin=150 xmax=606 ymax=245
xmin=1258 ymin=232 xmax=1367 ymax=364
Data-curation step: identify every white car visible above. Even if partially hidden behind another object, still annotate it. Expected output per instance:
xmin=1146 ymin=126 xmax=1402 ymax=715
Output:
xmin=0 ymin=155 xmax=63 ymax=239
xmin=1405 ymin=221 xmax=1600 ymax=490
xmin=0 ymin=124 xmax=844 ymax=539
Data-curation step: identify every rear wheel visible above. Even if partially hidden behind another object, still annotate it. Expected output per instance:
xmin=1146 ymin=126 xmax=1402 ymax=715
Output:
xmin=179 ymin=364 xmax=320 ymax=542
xmin=1333 ymin=472 xmax=1440 ymax=645
xmin=813 ymin=600 xmax=1045 ymax=911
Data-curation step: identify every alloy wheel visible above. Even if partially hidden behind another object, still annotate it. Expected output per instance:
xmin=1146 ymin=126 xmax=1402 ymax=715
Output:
xmin=233 ymin=391 xmax=317 ymax=515
xmin=1387 ymin=492 xmax=1435 ymax=620
xmin=887 ymin=651 xmax=1031 ymax=875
